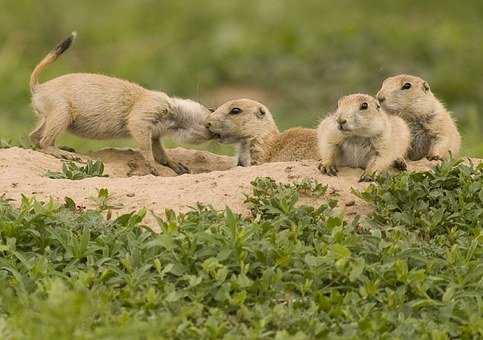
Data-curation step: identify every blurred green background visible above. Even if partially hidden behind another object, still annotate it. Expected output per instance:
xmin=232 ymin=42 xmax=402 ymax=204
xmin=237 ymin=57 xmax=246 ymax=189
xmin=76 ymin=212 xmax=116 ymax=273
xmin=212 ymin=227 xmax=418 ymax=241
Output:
xmin=1 ymin=0 xmax=482 ymax=156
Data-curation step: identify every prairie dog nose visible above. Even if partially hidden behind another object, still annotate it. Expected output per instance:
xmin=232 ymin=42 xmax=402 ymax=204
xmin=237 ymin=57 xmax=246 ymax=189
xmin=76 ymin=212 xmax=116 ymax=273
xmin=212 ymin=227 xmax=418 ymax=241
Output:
xmin=205 ymin=122 xmax=212 ymax=129
xmin=336 ymin=118 xmax=347 ymax=125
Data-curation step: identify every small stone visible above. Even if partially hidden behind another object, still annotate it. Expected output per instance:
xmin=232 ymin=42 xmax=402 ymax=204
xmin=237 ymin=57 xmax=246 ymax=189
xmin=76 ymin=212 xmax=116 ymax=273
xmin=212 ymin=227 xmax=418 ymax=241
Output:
xmin=329 ymin=187 xmax=339 ymax=195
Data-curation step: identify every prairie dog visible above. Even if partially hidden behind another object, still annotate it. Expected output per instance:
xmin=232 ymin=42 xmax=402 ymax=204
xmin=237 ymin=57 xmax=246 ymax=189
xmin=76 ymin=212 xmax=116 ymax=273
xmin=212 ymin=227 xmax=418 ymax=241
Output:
xmin=206 ymin=99 xmax=319 ymax=166
xmin=29 ymin=33 xmax=213 ymax=175
xmin=376 ymin=74 xmax=461 ymax=161
xmin=317 ymin=94 xmax=410 ymax=181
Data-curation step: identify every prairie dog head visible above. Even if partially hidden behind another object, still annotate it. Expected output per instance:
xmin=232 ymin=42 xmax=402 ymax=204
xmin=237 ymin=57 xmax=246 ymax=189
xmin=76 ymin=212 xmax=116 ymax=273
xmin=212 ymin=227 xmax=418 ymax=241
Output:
xmin=168 ymin=98 xmax=213 ymax=143
xmin=376 ymin=74 xmax=436 ymax=116
xmin=335 ymin=94 xmax=387 ymax=137
xmin=206 ymin=98 xmax=278 ymax=144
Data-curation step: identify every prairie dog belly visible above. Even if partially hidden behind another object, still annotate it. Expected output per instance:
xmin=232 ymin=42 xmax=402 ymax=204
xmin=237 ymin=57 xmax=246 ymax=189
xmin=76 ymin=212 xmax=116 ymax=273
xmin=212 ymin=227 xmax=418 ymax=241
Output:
xmin=68 ymin=115 xmax=130 ymax=139
xmin=338 ymin=136 xmax=375 ymax=169
xmin=407 ymin=121 xmax=433 ymax=161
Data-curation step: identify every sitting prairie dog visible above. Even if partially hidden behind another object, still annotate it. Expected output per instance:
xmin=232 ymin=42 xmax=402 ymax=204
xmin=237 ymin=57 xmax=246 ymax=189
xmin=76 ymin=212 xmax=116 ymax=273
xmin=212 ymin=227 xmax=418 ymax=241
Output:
xmin=376 ymin=74 xmax=461 ymax=161
xmin=206 ymin=99 xmax=319 ymax=166
xmin=317 ymin=94 xmax=410 ymax=181
xmin=29 ymin=33 xmax=213 ymax=175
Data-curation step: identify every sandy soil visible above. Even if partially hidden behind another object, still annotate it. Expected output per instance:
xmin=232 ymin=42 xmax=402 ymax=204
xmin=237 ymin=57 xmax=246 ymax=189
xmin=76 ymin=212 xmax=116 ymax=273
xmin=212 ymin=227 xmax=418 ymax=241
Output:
xmin=0 ymin=147 xmax=450 ymax=231
xmin=88 ymin=147 xmax=234 ymax=177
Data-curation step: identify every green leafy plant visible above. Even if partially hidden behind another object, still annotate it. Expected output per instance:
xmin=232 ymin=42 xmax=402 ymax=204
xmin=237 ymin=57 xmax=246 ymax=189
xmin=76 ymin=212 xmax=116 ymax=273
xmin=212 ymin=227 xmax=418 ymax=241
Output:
xmin=89 ymin=187 xmax=123 ymax=211
xmin=245 ymin=177 xmax=330 ymax=219
xmin=46 ymin=160 xmax=108 ymax=180
xmin=0 ymin=139 xmax=12 ymax=149
xmin=356 ymin=158 xmax=483 ymax=238
xmin=292 ymin=177 xmax=329 ymax=197
xmin=0 ymin=138 xmax=34 ymax=150
xmin=0 ymin=173 xmax=481 ymax=339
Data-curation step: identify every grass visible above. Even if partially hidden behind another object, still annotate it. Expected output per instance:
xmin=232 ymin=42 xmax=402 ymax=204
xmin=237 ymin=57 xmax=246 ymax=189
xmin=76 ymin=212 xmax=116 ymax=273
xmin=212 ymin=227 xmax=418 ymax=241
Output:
xmin=0 ymin=138 xmax=34 ymax=150
xmin=0 ymin=139 xmax=11 ymax=149
xmin=0 ymin=160 xmax=482 ymax=339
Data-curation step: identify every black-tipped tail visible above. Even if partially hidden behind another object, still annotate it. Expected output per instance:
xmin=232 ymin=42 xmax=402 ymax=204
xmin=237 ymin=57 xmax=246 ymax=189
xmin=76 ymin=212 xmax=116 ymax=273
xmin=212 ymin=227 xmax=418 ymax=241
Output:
xmin=30 ymin=32 xmax=77 ymax=93
xmin=53 ymin=31 xmax=77 ymax=56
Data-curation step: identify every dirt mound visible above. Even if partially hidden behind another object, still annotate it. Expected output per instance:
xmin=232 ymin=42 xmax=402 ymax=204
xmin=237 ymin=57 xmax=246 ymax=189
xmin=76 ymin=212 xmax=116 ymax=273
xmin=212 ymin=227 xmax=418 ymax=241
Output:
xmin=0 ymin=147 xmax=449 ymax=231
xmin=88 ymin=147 xmax=234 ymax=177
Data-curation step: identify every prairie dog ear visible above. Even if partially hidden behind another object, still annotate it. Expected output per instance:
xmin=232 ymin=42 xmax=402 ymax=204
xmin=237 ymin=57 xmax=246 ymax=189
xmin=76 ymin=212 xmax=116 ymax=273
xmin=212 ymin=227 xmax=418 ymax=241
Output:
xmin=256 ymin=106 xmax=266 ymax=119
xmin=423 ymin=81 xmax=430 ymax=93
xmin=208 ymin=107 xmax=215 ymax=113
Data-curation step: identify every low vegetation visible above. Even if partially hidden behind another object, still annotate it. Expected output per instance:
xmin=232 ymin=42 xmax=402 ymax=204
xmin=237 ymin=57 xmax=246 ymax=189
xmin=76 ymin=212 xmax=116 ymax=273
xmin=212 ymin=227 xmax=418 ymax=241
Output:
xmin=0 ymin=139 xmax=11 ymax=149
xmin=46 ymin=160 xmax=108 ymax=180
xmin=357 ymin=158 xmax=483 ymax=237
xmin=0 ymin=160 xmax=481 ymax=339
xmin=0 ymin=138 xmax=33 ymax=150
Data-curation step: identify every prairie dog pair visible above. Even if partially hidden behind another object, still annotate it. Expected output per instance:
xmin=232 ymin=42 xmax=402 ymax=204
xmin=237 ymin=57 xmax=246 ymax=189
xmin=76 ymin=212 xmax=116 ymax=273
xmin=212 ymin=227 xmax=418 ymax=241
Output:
xmin=29 ymin=33 xmax=212 ymax=175
xmin=317 ymin=94 xmax=410 ymax=181
xmin=206 ymin=99 xmax=319 ymax=166
xmin=377 ymin=74 xmax=461 ymax=161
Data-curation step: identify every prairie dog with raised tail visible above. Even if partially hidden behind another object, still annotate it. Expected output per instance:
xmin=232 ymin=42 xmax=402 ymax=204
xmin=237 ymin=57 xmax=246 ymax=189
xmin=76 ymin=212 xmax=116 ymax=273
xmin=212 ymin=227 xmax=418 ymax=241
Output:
xmin=29 ymin=32 xmax=212 ymax=175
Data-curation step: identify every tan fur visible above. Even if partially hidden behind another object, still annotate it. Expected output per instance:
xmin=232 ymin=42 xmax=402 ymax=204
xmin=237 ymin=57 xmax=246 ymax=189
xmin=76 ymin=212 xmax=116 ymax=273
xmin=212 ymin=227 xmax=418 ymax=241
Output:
xmin=376 ymin=74 xmax=461 ymax=161
xmin=206 ymin=99 xmax=319 ymax=166
xmin=29 ymin=33 xmax=212 ymax=175
xmin=317 ymin=94 xmax=410 ymax=181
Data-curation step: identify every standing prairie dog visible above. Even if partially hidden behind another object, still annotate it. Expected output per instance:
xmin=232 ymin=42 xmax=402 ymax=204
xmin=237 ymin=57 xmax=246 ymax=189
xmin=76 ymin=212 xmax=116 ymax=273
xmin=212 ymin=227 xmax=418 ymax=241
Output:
xmin=206 ymin=99 xmax=319 ymax=166
xmin=376 ymin=74 xmax=461 ymax=161
xmin=317 ymin=94 xmax=410 ymax=182
xmin=29 ymin=33 xmax=213 ymax=175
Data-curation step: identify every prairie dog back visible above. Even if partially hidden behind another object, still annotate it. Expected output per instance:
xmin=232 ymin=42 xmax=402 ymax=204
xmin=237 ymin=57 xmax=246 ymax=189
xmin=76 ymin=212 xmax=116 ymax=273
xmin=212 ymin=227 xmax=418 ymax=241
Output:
xmin=268 ymin=128 xmax=319 ymax=163
xmin=33 ymin=73 xmax=152 ymax=139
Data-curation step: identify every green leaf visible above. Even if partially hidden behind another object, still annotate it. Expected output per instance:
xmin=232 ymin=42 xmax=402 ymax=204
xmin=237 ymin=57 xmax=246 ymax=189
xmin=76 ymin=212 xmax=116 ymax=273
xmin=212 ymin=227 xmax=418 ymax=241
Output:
xmin=329 ymin=244 xmax=351 ymax=259
xmin=349 ymin=259 xmax=365 ymax=282
xmin=442 ymin=285 xmax=456 ymax=303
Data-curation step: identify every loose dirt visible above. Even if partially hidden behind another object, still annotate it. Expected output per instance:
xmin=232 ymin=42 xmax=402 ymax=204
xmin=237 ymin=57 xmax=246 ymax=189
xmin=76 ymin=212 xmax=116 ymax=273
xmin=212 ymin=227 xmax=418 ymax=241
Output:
xmin=0 ymin=147 xmax=449 ymax=231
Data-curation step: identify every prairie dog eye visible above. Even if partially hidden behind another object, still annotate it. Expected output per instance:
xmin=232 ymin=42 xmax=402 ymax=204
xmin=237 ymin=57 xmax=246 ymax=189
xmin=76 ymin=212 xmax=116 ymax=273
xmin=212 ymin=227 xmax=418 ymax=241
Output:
xmin=230 ymin=107 xmax=242 ymax=115
xmin=401 ymin=82 xmax=412 ymax=90
xmin=360 ymin=102 xmax=368 ymax=110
